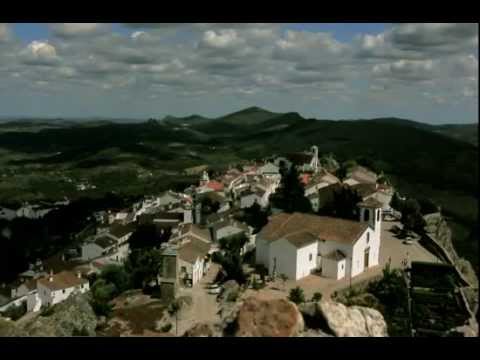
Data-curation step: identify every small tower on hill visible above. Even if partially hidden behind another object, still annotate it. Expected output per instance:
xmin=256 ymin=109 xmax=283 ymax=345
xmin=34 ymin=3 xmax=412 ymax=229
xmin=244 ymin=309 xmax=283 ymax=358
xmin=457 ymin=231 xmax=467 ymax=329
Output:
xmin=199 ymin=170 xmax=209 ymax=187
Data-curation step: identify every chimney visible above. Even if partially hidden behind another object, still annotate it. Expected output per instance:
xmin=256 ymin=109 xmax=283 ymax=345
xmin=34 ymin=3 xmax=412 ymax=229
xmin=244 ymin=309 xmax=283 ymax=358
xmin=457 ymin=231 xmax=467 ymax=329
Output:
xmin=49 ymin=270 xmax=53 ymax=282
xmin=76 ymin=271 xmax=82 ymax=279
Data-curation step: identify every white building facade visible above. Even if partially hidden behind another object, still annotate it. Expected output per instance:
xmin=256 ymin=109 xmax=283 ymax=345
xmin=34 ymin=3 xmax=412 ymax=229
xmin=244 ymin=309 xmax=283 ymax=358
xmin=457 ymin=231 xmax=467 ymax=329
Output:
xmin=255 ymin=200 xmax=382 ymax=281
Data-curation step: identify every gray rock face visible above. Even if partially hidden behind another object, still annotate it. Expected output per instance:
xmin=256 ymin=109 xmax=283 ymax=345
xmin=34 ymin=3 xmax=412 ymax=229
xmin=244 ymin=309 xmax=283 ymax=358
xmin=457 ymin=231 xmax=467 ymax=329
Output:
xmin=3 ymin=293 xmax=97 ymax=337
xmin=220 ymin=280 xmax=241 ymax=302
xmin=308 ymin=300 xmax=388 ymax=337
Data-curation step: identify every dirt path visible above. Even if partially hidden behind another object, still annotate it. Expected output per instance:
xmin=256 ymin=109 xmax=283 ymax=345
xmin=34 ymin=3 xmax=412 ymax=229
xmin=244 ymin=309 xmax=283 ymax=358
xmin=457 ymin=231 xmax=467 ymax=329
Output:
xmin=175 ymin=263 xmax=221 ymax=335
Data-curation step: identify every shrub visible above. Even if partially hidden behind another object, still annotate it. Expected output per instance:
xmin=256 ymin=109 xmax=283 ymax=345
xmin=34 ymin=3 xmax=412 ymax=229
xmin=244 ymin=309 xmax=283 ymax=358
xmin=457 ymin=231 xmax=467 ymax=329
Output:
xmin=161 ymin=323 xmax=172 ymax=332
xmin=90 ymin=300 xmax=113 ymax=317
xmin=311 ymin=292 xmax=323 ymax=302
xmin=72 ymin=326 xmax=90 ymax=336
xmin=2 ymin=301 xmax=27 ymax=320
xmin=40 ymin=305 xmax=55 ymax=317
xmin=288 ymin=287 xmax=305 ymax=304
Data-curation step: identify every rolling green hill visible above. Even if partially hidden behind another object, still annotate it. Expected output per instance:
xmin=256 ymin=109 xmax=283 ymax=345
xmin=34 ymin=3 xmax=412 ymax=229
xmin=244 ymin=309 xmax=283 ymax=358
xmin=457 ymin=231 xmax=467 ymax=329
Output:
xmin=0 ymin=108 xmax=477 ymax=270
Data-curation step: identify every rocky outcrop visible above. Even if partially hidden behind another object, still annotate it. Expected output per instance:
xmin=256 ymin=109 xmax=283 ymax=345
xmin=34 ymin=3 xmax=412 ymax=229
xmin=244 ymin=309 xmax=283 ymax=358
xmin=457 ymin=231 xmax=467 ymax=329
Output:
xmin=182 ymin=322 xmax=223 ymax=337
xmin=1 ymin=293 xmax=97 ymax=337
xmin=423 ymin=213 xmax=478 ymax=288
xmin=234 ymin=297 xmax=304 ymax=337
xmin=299 ymin=301 xmax=388 ymax=337
xmin=219 ymin=280 xmax=241 ymax=302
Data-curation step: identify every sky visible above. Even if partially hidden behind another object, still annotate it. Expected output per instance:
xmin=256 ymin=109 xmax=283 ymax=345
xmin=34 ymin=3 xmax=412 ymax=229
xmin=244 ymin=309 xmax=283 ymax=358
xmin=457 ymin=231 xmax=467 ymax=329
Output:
xmin=0 ymin=23 xmax=477 ymax=124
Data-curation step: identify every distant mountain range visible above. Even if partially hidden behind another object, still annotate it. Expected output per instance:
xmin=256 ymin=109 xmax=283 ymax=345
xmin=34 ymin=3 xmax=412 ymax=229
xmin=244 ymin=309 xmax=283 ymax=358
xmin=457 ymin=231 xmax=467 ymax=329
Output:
xmin=1 ymin=107 xmax=476 ymax=146
xmin=157 ymin=107 xmax=478 ymax=146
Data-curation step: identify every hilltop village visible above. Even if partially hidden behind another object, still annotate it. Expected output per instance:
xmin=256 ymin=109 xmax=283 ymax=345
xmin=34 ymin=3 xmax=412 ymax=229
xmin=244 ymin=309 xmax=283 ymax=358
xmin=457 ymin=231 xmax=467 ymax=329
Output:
xmin=0 ymin=147 xmax=477 ymax=337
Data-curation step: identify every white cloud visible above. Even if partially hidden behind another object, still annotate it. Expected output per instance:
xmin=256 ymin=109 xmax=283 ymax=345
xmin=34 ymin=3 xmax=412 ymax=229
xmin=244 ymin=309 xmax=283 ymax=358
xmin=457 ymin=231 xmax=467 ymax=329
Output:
xmin=372 ymin=59 xmax=435 ymax=82
xmin=50 ymin=23 xmax=109 ymax=38
xmin=20 ymin=41 xmax=60 ymax=66
xmin=200 ymin=29 xmax=244 ymax=49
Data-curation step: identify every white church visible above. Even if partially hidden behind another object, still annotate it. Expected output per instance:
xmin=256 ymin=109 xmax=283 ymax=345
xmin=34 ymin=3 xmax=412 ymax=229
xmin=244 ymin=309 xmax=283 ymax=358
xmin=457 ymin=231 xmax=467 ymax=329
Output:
xmin=255 ymin=197 xmax=383 ymax=281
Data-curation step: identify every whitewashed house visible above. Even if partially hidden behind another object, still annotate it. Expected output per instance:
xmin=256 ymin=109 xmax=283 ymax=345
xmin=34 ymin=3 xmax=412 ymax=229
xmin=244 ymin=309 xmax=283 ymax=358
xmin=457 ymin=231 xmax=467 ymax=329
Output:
xmin=258 ymin=162 xmax=281 ymax=181
xmin=210 ymin=219 xmax=249 ymax=243
xmin=177 ymin=237 xmax=212 ymax=287
xmin=238 ymin=190 xmax=262 ymax=209
xmin=255 ymin=198 xmax=382 ymax=281
xmin=27 ymin=271 xmax=90 ymax=312
xmin=80 ymin=235 xmax=128 ymax=262
xmin=0 ymin=207 xmax=16 ymax=221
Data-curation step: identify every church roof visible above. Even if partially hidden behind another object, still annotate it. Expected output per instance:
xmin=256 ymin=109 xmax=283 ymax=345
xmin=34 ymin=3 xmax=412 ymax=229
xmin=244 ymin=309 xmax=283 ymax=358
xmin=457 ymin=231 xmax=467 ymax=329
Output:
xmin=37 ymin=271 xmax=87 ymax=291
xmin=350 ymin=183 xmax=378 ymax=198
xmin=177 ymin=238 xmax=211 ymax=264
xmin=258 ymin=212 xmax=368 ymax=246
xmin=285 ymin=231 xmax=318 ymax=248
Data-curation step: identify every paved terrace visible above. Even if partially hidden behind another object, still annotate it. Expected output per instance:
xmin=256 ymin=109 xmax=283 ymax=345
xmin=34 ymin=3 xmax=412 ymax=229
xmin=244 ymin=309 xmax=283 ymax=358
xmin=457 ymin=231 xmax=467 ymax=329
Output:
xmin=243 ymin=221 xmax=440 ymax=301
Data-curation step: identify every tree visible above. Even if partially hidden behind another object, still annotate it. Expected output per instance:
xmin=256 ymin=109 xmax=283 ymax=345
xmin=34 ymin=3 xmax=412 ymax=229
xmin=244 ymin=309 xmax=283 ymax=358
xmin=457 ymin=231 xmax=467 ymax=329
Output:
xmin=368 ymin=263 xmax=407 ymax=315
xmin=272 ymin=166 xmax=312 ymax=213
xmin=319 ymin=186 xmax=362 ymax=220
xmin=125 ymin=248 xmax=163 ymax=289
xmin=90 ymin=278 xmax=116 ymax=316
xmin=312 ymin=292 xmax=323 ymax=302
xmin=129 ymin=224 xmax=170 ymax=250
xmin=99 ymin=264 xmax=131 ymax=294
xmin=240 ymin=202 xmax=269 ymax=233
xmin=336 ymin=159 xmax=357 ymax=180
xmin=200 ymin=197 xmax=220 ymax=217
xmin=219 ymin=233 xmax=248 ymax=253
xmin=417 ymin=197 xmax=439 ymax=215
xmin=401 ymin=199 xmax=426 ymax=233
xmin=288 ymin=286 xmax=305 ymax=304
xmin=390 ymin=192 xmax=403 ymax=212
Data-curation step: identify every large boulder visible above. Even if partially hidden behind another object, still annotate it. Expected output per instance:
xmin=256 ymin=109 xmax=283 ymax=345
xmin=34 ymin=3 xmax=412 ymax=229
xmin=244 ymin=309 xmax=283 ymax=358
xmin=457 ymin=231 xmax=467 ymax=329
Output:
xmin=234 ymin=297 xmax=304 ymax=337
xmin=182 ymin=322 xmax=223 ymax=337
xmin=317 ymin=300 xmax=388 ymax=337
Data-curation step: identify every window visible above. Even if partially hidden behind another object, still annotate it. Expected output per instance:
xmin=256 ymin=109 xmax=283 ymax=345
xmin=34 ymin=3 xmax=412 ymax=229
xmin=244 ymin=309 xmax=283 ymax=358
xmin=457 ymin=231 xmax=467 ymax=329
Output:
xmin=181 ymin=266 xmax=187 ymax=273
xmin=364 ymin=210 xmax=370 ymax=222
xmin=62 ymin=289 xmax=66 ymax=294
xmin=366 ymin=232 xmax=370 ymax=243
xmin=309 ymin=253 xmax=312 ymax=261
xmin=341 ymin=264 xmax=344 ymax=270
xmin=377 ymin=210 xmax=380 ymax=221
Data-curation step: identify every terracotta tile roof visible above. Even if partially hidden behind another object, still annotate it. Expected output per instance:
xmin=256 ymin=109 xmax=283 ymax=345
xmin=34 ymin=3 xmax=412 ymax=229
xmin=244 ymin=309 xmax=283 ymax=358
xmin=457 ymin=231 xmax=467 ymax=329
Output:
xmin=180 ymin=224 xmax=212 ymax=242
xmin=205 ymin=191 xmax=228 ymax=204
xmin=348 ymin=166 xmax=377 ymax=184
xmin=177 ymin=238 xmax=211 ymax=264
xmin=37 ymin=271 xmax=88 ymax=291
xmin=299 ymin=173 xmax=311 ymax=185
xmin=285 ymin=231 xmax=318 ymax=248
xmin=350 ymin=183 xmax=378 ymax=198
xmin=94 ymin=236 xmax=117 ymax=249
xmin=357 ymin=198 xmax=383 ymax=208
xmin=258 ymin=212 xmax=368 ymax=245
xmin=206 ymin=180 xmax=225 ymax=192
xmin=109 ymin=223 xmax=135 ymax=238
